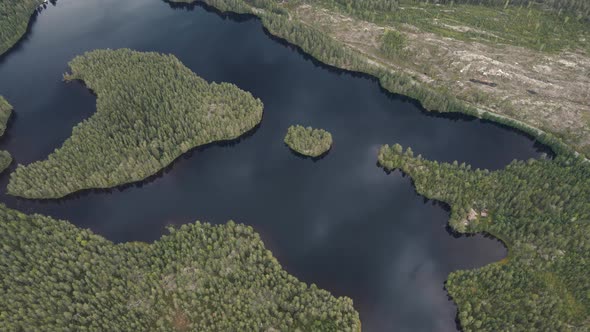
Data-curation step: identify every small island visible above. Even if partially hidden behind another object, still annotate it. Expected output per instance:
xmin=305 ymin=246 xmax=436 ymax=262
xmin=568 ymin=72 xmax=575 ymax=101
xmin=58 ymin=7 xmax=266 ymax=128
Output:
xmin=7 ymin=49 xmax=264 ymax=199
xmin=284 ymin=125 xmax=332 ymax=158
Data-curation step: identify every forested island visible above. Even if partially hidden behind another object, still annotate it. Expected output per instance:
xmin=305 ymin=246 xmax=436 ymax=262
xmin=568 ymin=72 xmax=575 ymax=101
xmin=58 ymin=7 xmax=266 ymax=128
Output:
xmin=7 ymin=49 xmax=263 ymax=199
xmin=284 ymin=125 xmax=332 ymax=158
xmin=378 ymin=144 xmax=590 ymax=330
xmin=0 ymin=204 xmax=361 ymax=331
xmin=0 ymin=0 xmax=43 ymax=55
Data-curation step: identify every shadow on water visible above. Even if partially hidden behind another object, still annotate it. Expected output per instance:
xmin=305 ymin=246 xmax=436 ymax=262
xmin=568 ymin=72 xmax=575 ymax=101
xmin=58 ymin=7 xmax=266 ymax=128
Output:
xmin=0 ymin=0 xmax=59 ymax=64
xmin=263 ymin=28 xmax=555 ymax=158
xmin=379 ymin=163 xmax=509 ymax=332
xmin=0 ymin=111 xmax=17 ymax=144
xmin=479 ymin=118 xmax=555 ymax=158
xmin=285 ymin=143 xmax=332 ymax=162
xmin=165 ymin=0 xmax=255 ymax=23
xmin=0 ymin=0 xmax=60 ymax=65
xmin=16 ymin=122 xmax=262 ymax=204
xmin=379 ymin=164 xmax=506 ymax=246
xmin=381 ymin=165 xmax=508 ymax=332
xmin=187 ymin=1 xmax=556 ymax=160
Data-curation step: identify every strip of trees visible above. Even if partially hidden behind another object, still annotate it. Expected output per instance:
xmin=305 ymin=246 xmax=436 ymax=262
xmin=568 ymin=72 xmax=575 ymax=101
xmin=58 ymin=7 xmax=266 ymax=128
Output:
xmin=0 ymin=95 xmax=12 ymax=137
xmin=0 ymin=96 xmax=13 ymax=173
xmin=7 ymin=49 xmax=264 ymax=199
xmin=196 ymin=0 xmax=582 ymax=157
xmin=306 ymin=0 xmax=590 ymax=21
xmin=0 ymin=204 xmax=361 ymax=331
xmin=0 ymin=0 xmax=43 ymax=56
xmin=378 ymin=143 xmax=590 ymax=331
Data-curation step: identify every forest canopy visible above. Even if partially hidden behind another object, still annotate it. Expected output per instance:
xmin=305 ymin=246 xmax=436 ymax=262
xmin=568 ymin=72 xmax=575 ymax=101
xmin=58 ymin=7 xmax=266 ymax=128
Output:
xmin=7 ymin=49 xmax=264 ymax=199
xmin=284 ymin=125 xmax=333 ymax=158
xmin=311 ymin=0 xmax=590 ymax=22
xmin=0 ymin=96 xmax=13 ymax=173
xmin=378 ymin=143 xmax=590 ymax=331
xmin=0 ymin=95 xmax=12 ymax=137
xmin=0 ymin=0 xmax=43 ymax=56
xmin=0 ymin=204 xmax=361 ymax=331
xmin=192 ymin=0 xmax=590 ymax=156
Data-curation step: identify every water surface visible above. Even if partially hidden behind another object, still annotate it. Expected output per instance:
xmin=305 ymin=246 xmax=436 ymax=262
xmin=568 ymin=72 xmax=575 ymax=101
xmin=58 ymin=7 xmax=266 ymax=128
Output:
xmin=0 ymin=1 xmax=548 ymax=331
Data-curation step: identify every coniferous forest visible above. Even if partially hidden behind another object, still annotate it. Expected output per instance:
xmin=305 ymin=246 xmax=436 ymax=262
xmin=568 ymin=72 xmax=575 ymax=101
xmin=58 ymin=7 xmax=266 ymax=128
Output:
xmin=378 ymin=144 xmax=590 ymax=330
xmin=0 ymin=204 xmax=361 ymax=331
xmin=7 ymin=49 xmax=264 ymax=199
xmin=193 ymin=0 xmax=586 ymax=155
xmin=0 ymin=0 xmax=588 ymax=331
xmin=0 ymin=95 xmax=12 ymax=137
xmin=0 ymin=0 xmax=42 ymax=55
xmin=0 ymin=96 xmax=13 ymax=173
xmin=284 ymin=125 xmax=333 ymax=158
xmin=310 ymin=0 xmax=590 ymax=21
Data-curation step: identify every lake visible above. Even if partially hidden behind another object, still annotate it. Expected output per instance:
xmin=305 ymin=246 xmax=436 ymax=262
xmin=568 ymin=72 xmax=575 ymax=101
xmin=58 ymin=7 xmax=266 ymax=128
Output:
xmin=0 ymin=0 xmax=548 ymax=331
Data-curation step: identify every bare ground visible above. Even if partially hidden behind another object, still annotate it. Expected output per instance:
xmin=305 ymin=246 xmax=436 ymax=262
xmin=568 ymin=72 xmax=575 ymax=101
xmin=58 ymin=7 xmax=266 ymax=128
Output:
xmin=293 ymin=4 xmax=590 ymax=155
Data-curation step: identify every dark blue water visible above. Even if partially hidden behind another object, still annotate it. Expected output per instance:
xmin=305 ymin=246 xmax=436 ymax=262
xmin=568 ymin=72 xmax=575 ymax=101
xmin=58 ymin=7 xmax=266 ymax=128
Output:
xmin=0 ymin=0 xmax=548 ymax=331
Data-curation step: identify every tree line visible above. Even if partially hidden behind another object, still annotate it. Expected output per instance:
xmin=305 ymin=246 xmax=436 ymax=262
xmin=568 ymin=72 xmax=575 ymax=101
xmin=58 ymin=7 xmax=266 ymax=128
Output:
xmin=0 ymin=95 xmax=12 ymax=137
xmin=312 ymin=0 xmax=590 ymax=53
xmin=0 ymin=204 xmax=361 ymax=331
xmin=0 ymin=0 xmax=43 ymax=56
xmin=284 ymin=125 xmax=333 ymax=157
xmin=378 ymin=143 xmax=590 ymax=331
xmin=0 ymin=96 xmax=13 ymax=173
xmin=306 ymin=0 xmax=590 ymax=21
xmin=197 ymin=0 xmax=581 ymax=157
xmin=7 ymin=49 xmax=264 ymax=199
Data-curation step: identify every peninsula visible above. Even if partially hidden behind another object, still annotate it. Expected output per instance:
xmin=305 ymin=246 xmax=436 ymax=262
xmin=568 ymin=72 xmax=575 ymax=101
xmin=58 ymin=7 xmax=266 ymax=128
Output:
xmin=284 ymin=125 xmax=333 ymax=158
xmin=7 ymin=49 xmax=263 ymax=199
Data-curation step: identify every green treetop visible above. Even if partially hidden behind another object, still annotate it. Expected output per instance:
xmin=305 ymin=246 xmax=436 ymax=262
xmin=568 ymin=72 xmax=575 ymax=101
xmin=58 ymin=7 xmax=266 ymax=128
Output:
xmin=7 ymin=49 xmax=264 ymax=199
xmin=284 ymin=125 xmax=333 ymax=158
xmin=0 ymin=204 xmax=361 ymax=331
xmin=378 ymin=143 xmax=590 ymax=331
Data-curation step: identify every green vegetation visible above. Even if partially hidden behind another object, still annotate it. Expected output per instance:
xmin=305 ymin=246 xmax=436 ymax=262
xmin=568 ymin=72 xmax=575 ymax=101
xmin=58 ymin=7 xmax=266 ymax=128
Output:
xmin=313 ymin=0 xmax=590 ymax=52
xmin=7 ymin=49 xmax=263 ymax=199
xmin=284 ymin=125 xmax=333 ymax=157
xmin=378 ymin=143 xmax=590 ymax=330
xmin=0 ymin=96 xmax=12 ymax=173
xmin=0 ymin=150 xmax=11 ymax=173
xmin=248 ymin=2 xmax=485 ymax=120
xmin=0 ymin=0 xmax=43 ymax=56
xmin=0 ymin=95 xmax=12 ymax=137
xmin=0 ymin=204 xmax=361 ymax=331
xmin=0 ymin=0 xmax=36 ymax=172
xmin=381 ymin=30 xmax=406 ymax=59
xmin=191 ymin=0 xmax=590 ymax=156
